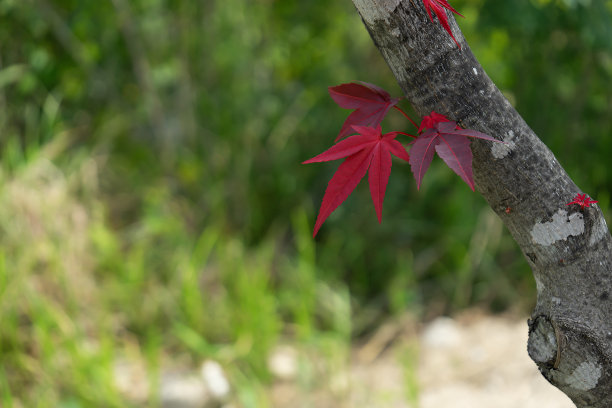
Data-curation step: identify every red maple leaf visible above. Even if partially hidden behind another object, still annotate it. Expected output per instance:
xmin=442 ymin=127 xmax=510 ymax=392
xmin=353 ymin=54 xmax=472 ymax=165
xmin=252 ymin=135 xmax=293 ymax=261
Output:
xmin=410 ymin=113 xmax=501 ymax=190
xmin=566 ymin=193 xmax=598 ymax=209
xmin=422 ymin=0 xmax=464 ymax=48
xmin=417 ymin=111 xmax=452 ymax=133
xmin=329 ymin=82 xmax=401 ymax=141
xmin=303 ymin=125 xmax=410 ymax=237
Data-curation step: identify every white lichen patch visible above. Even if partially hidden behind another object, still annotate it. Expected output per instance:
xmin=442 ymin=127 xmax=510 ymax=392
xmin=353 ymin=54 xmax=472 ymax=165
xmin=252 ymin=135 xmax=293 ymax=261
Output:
xmin=352 ymin=0 xmax=401 ymax=25
xmin=565 ymin=361 xmax=602 ymax=391
xmin=492 ymin=130 xmax=517 ymax=159
xmin=535 ymin=329 xmax=557 ymax=362
xmin=530 ymin=209 xmax=584 ymax=246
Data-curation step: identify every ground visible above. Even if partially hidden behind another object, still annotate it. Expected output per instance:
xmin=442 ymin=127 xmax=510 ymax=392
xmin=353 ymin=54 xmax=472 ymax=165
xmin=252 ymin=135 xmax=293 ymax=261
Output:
xmin=126 ymin=312 xmax=576 ymax=407
xmin=269 ymin=312 xmax=575 ymax=407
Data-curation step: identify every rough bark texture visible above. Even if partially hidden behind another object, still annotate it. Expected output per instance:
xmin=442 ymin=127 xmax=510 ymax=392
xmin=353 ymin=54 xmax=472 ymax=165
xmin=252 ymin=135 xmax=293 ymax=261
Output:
xmin=349 ymin=0 xmax=612 ymax=406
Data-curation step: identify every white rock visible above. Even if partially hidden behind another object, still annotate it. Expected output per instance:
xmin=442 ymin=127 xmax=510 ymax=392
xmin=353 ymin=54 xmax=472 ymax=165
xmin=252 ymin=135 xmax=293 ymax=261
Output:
xmin=421 ymin=317 xmax=462 ymax=349
xmin=113 ymin=359 xmax=150 ymax=402
xmin=201 ymin=360 xmax=230 ymax=399
xmin=268 ymin=346 xmax=298 ymax=380
xmin=161 ymin=373 xmax=208 ymax=408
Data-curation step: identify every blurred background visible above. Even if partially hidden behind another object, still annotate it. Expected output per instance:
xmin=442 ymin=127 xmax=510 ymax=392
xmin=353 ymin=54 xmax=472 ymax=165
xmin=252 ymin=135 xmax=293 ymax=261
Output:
xmin=0 ymin=0 xmax=610 ymax=406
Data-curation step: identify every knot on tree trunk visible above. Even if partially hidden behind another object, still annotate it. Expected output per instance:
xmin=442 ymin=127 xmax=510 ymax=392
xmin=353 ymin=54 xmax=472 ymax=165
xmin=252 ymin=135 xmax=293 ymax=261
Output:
xmin=528 ymin=315 xmax=562 ymax=369
xmin=528 ymin=315 xmax=612 ymax=407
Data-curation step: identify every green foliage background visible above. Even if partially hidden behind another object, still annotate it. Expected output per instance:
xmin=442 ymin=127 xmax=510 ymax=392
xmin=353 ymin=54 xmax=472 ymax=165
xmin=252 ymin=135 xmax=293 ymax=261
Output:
xmin=0 ymin=0 xmax=610 ymax=405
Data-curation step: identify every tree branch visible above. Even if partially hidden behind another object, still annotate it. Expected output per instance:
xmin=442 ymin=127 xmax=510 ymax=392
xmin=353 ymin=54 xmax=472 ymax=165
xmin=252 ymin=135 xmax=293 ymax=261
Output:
xmin=350 ymin=1 xmax=612 ymax=406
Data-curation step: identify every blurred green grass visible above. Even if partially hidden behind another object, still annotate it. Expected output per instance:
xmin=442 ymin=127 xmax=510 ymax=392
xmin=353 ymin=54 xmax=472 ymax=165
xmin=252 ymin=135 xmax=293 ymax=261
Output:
xmin=0 ymin=0 xmax=611 ymax=406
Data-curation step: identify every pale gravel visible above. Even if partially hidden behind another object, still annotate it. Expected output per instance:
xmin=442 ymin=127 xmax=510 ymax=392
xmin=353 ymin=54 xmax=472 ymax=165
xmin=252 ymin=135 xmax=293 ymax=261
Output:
xmin=270 ymin=314 xmax=576 ymax=407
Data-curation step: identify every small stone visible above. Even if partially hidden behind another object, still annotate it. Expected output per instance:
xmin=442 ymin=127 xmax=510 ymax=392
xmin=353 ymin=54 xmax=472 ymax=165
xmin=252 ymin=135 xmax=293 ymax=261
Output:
xmin=421 ymin=317 xmax=462 ymax=349
xmin=161 ymin=373 xmax=208 ymax=408
xmin=268 ymin=346 xmax=298 ymax=380
xmin=114 ymin=358 xmax=150 ymax=402
xmin=201 ymin=360 xmax=230 ymax=399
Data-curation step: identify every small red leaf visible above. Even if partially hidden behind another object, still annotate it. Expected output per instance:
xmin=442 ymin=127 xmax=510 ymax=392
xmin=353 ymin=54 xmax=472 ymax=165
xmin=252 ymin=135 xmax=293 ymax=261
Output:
xmin=438 ymin=122 xmax=499 ymax=142
xmin=434 ymin=133 xmax=474 ymax=191
xmin=302 ymin=133 xmax=376 ymax=164
xmin=409 ymin=131 xmax=438 ymax=190
xmin=382 ymin=135 xmax=411 ymax=162
xmin=304 ymin=125 xmax=411 ymax=236
xmin=368 ymin=144 xmax=393 ymax=223
xmin=312 ymin=148 xmax=373 ymax=237
xmin=567 ymin=193 xmax=598 ymax=209
xmin=329 ymin=82 xmax=400 ymax=141
xmin=422 ymin=0 xmax=464 ymax=48
xmin=418 ymin=111 xmax=452 ymax=133
xmin=409 ymin=112 xmax=503 ymax=190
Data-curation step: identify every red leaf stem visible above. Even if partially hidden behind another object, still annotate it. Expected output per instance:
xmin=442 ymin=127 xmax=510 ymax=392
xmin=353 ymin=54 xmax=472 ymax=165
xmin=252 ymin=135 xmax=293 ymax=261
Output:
xmin=393 ymin=106 xmax=419 ymax=129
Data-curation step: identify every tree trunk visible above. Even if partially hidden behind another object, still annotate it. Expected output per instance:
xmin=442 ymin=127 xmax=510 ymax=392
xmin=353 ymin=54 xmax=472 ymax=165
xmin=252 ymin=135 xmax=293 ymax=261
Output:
xmin=349 ymin=0 xmax=612 ymax=406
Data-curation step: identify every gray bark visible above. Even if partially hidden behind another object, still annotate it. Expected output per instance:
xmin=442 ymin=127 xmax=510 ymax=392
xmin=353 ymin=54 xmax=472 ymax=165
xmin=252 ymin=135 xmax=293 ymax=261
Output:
xmin=349 ymin=0 xmax=612 ymax=406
